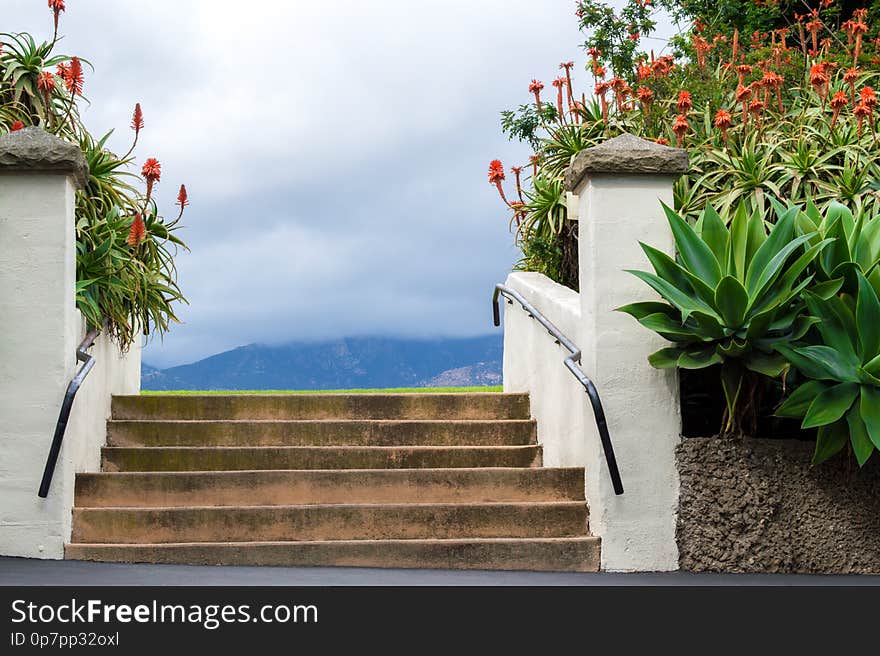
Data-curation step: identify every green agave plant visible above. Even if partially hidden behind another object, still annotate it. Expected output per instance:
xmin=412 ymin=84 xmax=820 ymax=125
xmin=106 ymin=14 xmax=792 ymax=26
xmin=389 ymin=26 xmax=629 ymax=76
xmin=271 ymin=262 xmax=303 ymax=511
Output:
xmin=795 ymin=200 xmax=880 ymax=295
xmin=619 ymin=201 xmax=836 ymax=435
xmin=777 ymin=272 xmax=880 ymax=466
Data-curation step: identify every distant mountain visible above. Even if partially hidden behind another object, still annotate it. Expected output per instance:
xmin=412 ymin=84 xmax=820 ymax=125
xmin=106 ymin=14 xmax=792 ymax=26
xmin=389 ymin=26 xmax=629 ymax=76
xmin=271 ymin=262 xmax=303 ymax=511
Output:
xmin=141 ymin=335 xmax=503 ymax=391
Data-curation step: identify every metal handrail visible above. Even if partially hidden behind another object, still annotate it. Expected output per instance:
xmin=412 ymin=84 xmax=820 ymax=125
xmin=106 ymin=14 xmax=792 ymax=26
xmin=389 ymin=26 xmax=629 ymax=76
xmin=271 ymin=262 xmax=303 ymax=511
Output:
xmin=493 ymin=284 xmax=624 ymax=495
xmin=38 ymin=326 xmax=100 ymax=498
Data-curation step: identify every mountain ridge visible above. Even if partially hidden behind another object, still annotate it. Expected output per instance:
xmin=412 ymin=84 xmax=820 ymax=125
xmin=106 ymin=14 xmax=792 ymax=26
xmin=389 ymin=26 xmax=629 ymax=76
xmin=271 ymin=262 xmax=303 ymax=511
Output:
xmin=142 ymin=335 xmax=503 ymax=390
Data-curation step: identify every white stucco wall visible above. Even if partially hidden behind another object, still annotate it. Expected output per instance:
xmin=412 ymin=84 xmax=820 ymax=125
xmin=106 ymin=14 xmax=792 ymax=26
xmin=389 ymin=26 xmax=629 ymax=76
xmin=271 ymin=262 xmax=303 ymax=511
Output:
xmin=502 ymin=272 xmax=588 ymax=470
xmin=0 ymin=171 xmax=141 ymax=560
xmin=576 ymin=174 xmax=681 ymax=572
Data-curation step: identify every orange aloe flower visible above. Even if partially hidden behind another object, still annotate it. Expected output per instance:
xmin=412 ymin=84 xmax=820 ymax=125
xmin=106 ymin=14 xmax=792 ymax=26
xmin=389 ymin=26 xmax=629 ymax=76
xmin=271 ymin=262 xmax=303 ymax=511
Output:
xmin=714 ymin=109 xmax=732 ymax=143
xmin=672 ymin=114 xmax=690 ymax=147
xmin=830 ymin=91 xmax=848 ymax=129
xmin=142 ymin=157 xmax=162 ymax=202
xmin=127 ymin=213 xmax=147 ymax=247
xmin=488 ymin=160 xmax=508 ymax=205
xmin=844 ymin=68 xmax=860 ymax=105
xmin=529 ymin=79 xmax=544 ymax=113
xmin=552 ymin=77 xmax=567 ymax=119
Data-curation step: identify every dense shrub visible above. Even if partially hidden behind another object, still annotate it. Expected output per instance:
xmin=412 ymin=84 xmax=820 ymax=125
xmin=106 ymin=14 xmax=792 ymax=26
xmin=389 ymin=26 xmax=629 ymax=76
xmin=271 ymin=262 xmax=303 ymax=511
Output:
xmin=1 ymin=4 xmax=188 ymax=348
xmin=492 ymin=1 xmax=880 ymax=289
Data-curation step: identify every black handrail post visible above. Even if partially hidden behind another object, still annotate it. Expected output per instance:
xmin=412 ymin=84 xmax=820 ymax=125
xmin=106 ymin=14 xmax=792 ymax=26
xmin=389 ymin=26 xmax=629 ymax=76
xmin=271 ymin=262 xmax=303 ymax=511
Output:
xmin=38 ymin=327 xmax=100 ymax=498
xmin=493 ymin=283 xmax=624 ymax=495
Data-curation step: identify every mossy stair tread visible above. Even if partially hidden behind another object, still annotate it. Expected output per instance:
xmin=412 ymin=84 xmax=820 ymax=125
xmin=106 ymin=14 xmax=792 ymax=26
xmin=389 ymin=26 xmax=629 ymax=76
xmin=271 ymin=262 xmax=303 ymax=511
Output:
xmin=106 ymin=418 xmax=538 ymax=447
xmin=71 ymin=501 xmax=589 ymax=543
xmin=64 ymin=537 xmax=601 ymax=572
xmin=74 ymin=467 xmax=585 ymax=506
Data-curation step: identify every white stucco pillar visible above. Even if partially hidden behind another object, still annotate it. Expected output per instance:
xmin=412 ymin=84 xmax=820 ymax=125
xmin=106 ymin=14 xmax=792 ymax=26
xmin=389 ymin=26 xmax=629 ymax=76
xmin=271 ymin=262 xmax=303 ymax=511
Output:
xmin=0 ymin=127 xmax=89 ymax=559
xmin=565 ymin=133 xmax=688 ymax=572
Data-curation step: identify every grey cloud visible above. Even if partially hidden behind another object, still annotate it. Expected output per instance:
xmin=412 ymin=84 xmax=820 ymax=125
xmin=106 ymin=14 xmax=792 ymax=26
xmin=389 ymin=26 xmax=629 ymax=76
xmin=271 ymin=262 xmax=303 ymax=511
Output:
xmin=9 ymin=1 xmax=660 ymax=368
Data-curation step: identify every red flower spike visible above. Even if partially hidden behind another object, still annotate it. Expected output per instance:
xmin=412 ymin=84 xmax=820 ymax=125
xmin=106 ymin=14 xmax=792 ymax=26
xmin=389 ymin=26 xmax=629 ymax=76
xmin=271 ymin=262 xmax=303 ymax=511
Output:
xmin=672 ymin=114 xmax=690 ymax=147
xmin=528 ymin=79 xmax=544 ymax=113
xmin=809 ymin=64 xmax=828 ymax=102
xmin=127 ymin=213 xmax=147 ymax=247
xmin=676 ymin=90 xmax=692 ymax=114
xmin=176 ymin=184 xmax=189 ymax=208
xmin=10 ymin=121 xmax=25 ymax=132
xmin=488 ymin=160 xmax=509 ymax=205
xmin=860 ymin=86 xmax=877 ymax=109
xmin=142 ymin=157 xmax=162 ymax=202
xmin=37 ymin=72 xmax=55 ymax=93
xmin=510 ymin=167 xmax=524 ymax=202
xmin=552 ymin=77 xmax=567 ymax=119
xmin=131 ymin=103 xmax=144 ymax=134
xmin=714 ymin=109 xmax=732 ymax=143
xmin=637 ymin=86 xmax=654 ymax=117
xmin=37 ymin=71 xmax=55 ymax=107
xmin=49 ymin=0 xmax=65 ymax=34
xmin=854 ymin=102 xmax=871 ymax=137
xmin=63 ymin=57 xmax=84 ymax=96
xmin=560 ymin=61 xmax=575 ymax=107
xmin=830 ymin=91 xmax=848 ymax=129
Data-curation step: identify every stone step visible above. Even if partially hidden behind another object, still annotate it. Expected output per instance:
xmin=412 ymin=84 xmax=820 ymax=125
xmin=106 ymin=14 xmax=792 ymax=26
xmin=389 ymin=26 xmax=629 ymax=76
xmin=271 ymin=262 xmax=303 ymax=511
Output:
xmin=70 ymin=502 xmax=588 ymax=543
xmin=74 ymin=468 xmax=585 ymax=507
xmin=111 ymin=393 xmax=531 ymax=421
xmin=65 ymin=537 xmax=601 ymax=572
xmin=106 ymin=419 xmax=537 ymax=447
xmin=101 ymin=445 xmax=542 ymax=472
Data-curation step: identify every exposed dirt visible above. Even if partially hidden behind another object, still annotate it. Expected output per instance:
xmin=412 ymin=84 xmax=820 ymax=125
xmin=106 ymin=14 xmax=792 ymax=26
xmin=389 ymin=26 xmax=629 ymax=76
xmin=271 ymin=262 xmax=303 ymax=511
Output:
xmin=677 ymin=437 xmax=880 ymax=573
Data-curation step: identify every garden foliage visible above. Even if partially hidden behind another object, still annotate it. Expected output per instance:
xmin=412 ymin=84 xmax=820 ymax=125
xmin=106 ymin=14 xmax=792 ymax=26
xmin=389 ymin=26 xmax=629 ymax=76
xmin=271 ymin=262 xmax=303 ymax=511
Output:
xmin=1 ymin=3 xmax=188 ymax=348
xmin=491 ymin=1 xmax=880 ymax=463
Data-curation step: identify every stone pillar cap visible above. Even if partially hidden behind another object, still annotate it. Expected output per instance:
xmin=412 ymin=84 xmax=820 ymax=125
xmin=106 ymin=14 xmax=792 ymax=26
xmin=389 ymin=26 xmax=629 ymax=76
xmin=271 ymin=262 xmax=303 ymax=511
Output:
xmin=0 ymin=126 xmax=89 ymax=188
xmin=564 ymin=132 xmax=688 ymax=192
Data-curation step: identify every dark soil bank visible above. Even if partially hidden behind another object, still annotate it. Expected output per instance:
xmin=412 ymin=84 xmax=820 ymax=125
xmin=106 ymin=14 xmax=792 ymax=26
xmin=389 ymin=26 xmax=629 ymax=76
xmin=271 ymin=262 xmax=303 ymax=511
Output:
xmin=677 ymin=437 xmax=880 ymax=573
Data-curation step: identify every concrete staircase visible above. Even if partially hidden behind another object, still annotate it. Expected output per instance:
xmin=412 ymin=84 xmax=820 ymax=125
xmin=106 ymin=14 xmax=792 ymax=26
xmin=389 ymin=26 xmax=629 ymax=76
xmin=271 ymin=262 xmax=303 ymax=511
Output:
xmin=65 ymin=393 xmax=600 ymax=571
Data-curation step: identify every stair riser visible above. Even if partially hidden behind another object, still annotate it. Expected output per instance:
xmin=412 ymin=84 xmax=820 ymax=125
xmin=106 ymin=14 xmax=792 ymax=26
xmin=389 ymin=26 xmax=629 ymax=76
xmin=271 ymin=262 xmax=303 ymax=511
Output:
xmin=71 ymin=504 xmax=588 ymax=543
xmin=107 ymin=420 xmax=537 ymax=447
xmin=65 ymin=539 xmax=601 ymax=572
xmin=101 ymin=447 xmax=542 ymax=472
xmin=75 ymin=469 xmax=585 ymax=507
xmin=112 ymin=394 xmax=531 ymax=421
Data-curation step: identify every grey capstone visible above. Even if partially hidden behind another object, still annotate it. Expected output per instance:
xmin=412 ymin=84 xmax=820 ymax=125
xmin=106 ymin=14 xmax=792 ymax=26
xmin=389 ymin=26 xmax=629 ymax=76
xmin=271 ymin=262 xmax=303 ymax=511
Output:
xmin=0 ymin=126 xmax=89 ymax=188
xmin=564 ymin=132 xmax=689 ymax=191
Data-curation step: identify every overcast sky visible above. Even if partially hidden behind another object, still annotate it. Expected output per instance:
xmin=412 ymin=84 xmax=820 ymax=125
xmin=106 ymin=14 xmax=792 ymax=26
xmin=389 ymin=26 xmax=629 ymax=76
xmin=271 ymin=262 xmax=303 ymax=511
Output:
xmin=11 ymin=1 xmax=675 ymax=368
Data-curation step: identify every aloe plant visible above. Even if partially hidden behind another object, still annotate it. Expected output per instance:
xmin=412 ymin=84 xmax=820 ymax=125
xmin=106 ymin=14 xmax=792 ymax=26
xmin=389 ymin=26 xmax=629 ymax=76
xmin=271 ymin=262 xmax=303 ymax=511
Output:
xmin=777 ymin=272 xmax=880 ymax=466
xmin=619 ymin=202 xmax=835 ymax=436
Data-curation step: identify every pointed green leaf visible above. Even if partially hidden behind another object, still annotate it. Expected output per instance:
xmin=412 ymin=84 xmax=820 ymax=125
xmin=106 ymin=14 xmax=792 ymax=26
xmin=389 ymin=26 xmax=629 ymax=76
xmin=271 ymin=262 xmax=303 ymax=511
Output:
xmin=744 ymin=209 xmax=795 ymax=294
xmin=809 ymin=277 xmax=844 ymax=300
xmin=743 ymin=352 xmax=787 ymax=377
xmin=662 ymin=203 xmax=722 ymax=286
xmin=626 ymin=270 xmax=719 ymax=322
xmin=640 ymin=313 xmax=707 ymax=342
xmin=859 ymin=386 xmax=880 ymax=450
xmin=856 ymin=273 xmax=880 ymax=360
xmin=715 ymin=276 xmax=749 ymax=328
xmin=648 ymin=347 xmax=684 ymax=369
xmin=812 ymin=421 xmax=848 ymax=465
xmin=776 ymin=380 xmax=830 ymax=418
xmin=777 ymin=345 xmax=859 ymax=382
xmin=696 ymin=205 xmax=729 ymax=265
xmin=847 ymin=405 xmax=874 ymax=466
xmin=677 ymin=347 xmax=724 ymax=369
xmin=640 ymin=243 xmax=691 ymax=289
xmin=729 ymin=203 xmax=750 ymax=278
xmin=617 ymin=302 xmax=679 ymax=321
xmin=802 ymin=382 xmax=859 ymax=429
